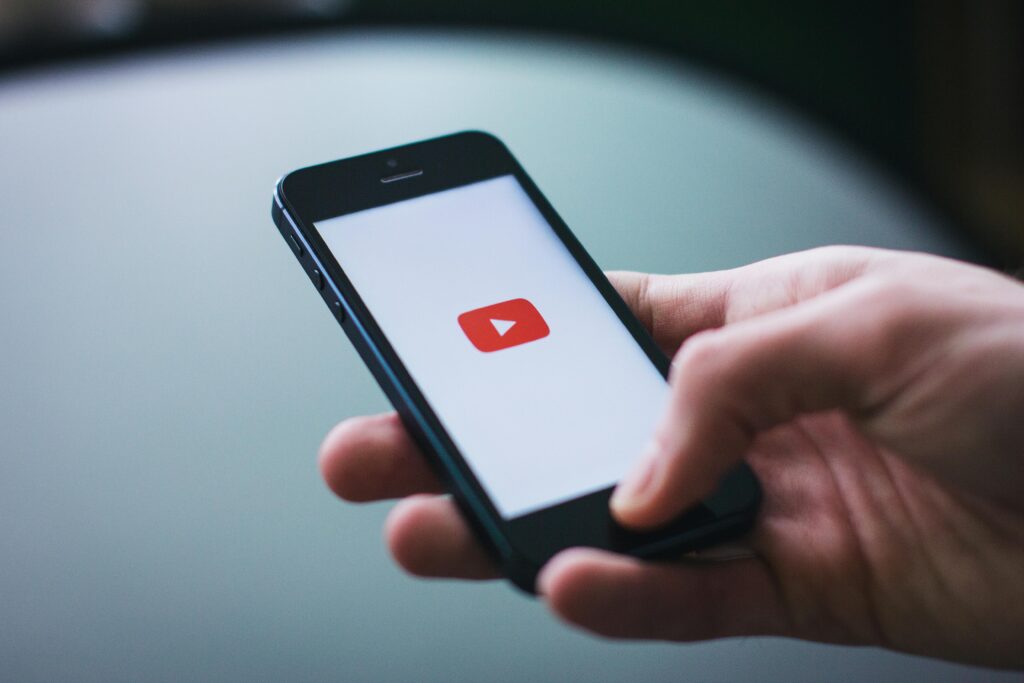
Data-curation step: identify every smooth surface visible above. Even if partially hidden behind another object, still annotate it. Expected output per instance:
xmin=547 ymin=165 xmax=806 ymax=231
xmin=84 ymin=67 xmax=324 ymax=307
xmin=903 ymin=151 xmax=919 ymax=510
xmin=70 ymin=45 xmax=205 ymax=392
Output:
xmin=0 ymin=31 xmax=1013 ymax=682
xmin=317 ymin=174 xmax=668 ymax=518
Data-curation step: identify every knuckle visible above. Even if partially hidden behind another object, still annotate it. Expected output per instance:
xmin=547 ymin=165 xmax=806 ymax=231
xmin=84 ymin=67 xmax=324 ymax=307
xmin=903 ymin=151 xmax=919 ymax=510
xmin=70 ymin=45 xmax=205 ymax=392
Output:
xmin=802 ymin=244 xmax=848 ymax=262
xmin=828 ymin=275 xmax=940 ymax=395
xmin=848 ymin=276 xmax=929 ymax=346
xmin=854 ymin=275 xmax=922 ymax=317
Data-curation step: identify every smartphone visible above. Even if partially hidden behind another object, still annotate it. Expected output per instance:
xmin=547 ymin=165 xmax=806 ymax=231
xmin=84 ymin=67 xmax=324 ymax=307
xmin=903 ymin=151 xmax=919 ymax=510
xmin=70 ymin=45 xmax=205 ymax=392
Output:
xmin=271 ymin=131 xmax=760 ymax=592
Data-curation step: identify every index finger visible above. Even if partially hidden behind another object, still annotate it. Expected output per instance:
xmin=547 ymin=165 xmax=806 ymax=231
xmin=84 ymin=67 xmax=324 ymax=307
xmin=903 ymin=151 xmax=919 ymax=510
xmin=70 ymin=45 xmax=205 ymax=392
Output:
xmin=319 ymin=413 xmax=444 ymax=502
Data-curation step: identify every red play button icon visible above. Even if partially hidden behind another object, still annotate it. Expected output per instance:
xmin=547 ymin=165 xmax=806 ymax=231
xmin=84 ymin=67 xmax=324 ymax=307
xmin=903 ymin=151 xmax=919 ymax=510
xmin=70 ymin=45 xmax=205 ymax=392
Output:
xmin=458 ymin=298 xmax=550 ymax=352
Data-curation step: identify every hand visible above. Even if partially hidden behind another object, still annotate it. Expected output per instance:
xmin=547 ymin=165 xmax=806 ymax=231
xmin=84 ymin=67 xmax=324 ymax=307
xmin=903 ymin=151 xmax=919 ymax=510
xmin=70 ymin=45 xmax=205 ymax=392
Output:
xmin=319 ymin=246 xmax=1024 ymax=669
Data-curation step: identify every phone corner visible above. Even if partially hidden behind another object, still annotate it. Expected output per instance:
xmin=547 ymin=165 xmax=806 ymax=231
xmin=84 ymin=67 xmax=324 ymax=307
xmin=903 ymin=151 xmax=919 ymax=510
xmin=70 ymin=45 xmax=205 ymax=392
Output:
xmin=270 ymin=188 xmax=289 ymax=231
xmin=272 ymin=170 xmax=297 ymax=206
xmin=502 ymin=556 xmax=543 ymax=598
xmin=451 ymin=129 xmax=508 ymax=151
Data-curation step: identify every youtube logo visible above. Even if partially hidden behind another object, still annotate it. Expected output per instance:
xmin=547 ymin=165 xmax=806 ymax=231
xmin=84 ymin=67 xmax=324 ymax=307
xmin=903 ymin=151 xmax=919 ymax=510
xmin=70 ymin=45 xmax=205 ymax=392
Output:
xmin=458 ymin=298 xmax=549 ymax=353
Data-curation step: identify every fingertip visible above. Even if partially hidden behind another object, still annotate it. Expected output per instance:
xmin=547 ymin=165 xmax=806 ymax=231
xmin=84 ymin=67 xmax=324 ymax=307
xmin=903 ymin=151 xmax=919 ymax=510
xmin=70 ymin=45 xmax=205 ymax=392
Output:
xmin=536 ymin=547 xmax=586 ymax=596
xmin=541 ymin=550 xmax=785 ymax=641
xmin=607 ymin=494 xmax=650 ymax=528
xmin=539 ymin=549 xmax=643 ymax=636
xmin=384 ymin=494 xmax=434 ymax=575
xmin=612 ymin=484 xmax=720 ymax=531
xmin=611 ymin=394 xmax=744 ymax=530
xmin=608 ymin=498 xmax=651 ymax=528
xmin=608 ymin=449 xmax=663 ymax=526
xmin=610 ymin=454 xmax=719 ymax=530
xmin=384 ymin=496 xmax=499 ymax=580
xmin=317 ymin=418 xmax=350 ymax=471
xmin=318 ymin=413 xmax=442 ymax=502
xmin=318 ymin=416 xmax=375 ymax=501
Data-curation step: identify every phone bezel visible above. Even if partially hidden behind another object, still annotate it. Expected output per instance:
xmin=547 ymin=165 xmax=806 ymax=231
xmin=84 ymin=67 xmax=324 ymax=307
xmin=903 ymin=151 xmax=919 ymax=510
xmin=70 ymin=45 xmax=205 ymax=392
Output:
xmin=274 ymin=131 xmax=760 ymax=591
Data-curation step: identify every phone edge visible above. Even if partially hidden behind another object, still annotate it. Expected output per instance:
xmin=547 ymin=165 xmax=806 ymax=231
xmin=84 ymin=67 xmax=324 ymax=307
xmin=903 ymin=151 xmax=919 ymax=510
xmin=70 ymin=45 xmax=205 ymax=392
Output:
xmin=271 ymin=187 xmax=544 ymax=591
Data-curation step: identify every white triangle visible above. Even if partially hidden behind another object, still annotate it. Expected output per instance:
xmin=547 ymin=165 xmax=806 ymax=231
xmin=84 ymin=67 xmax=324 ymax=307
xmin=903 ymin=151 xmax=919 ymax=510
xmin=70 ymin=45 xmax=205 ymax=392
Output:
xmin=490 ymin=318 xmax=516 ymax=336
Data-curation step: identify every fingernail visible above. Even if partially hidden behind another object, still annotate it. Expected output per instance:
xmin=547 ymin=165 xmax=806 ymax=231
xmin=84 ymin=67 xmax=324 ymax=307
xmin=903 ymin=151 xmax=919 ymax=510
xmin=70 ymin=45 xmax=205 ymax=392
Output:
xmin=610 ymin=445 xmax=661 ymax=513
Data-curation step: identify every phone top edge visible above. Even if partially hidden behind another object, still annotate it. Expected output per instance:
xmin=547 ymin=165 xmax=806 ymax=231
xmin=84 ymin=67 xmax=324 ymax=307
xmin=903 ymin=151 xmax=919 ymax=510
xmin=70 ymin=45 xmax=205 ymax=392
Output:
xmin=277 ymin=130 xmax=506 ymax=197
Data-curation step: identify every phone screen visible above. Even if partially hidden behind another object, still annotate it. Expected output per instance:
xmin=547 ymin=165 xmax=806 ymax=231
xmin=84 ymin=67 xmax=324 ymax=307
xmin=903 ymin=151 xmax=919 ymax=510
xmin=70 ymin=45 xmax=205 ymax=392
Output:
xmin=316 ymin=175 xmax=668 ymax=518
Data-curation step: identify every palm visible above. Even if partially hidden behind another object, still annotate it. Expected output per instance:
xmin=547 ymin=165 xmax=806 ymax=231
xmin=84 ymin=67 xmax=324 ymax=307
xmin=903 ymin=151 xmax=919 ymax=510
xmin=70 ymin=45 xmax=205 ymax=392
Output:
xmin=745 ymin=411 xmax=1024 ymax=667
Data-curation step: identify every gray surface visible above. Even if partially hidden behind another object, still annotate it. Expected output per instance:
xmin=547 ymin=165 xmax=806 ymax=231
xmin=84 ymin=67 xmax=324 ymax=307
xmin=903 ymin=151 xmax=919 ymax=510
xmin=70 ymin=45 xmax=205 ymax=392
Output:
xmin=0 ymin=31 xmax=1012 ymax=682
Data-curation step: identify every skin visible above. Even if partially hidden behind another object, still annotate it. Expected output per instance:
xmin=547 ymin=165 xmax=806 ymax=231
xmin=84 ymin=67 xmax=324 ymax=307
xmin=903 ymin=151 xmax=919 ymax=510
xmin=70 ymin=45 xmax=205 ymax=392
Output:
xmin=319 ymin=246 xmax=1024 ymax=669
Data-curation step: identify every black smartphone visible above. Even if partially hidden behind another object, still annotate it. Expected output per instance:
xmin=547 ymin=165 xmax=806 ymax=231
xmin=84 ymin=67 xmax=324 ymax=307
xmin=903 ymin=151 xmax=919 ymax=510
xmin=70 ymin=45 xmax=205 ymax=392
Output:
xmin=271 ymin=131 xmax=760 ymax=592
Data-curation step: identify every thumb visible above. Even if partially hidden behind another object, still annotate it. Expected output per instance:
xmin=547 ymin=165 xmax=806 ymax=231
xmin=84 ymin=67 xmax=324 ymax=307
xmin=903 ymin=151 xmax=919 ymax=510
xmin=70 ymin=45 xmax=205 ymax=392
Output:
xmin=604 ymin=270 xmax=732 ymax=353
xmin=611 ymin=278 xmax=898 ymax=528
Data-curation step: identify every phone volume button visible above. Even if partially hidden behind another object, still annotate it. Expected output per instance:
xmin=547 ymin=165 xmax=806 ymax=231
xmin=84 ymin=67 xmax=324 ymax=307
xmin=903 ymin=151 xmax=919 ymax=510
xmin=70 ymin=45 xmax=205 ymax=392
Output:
xmin=287 ymin=232 xmax=303 ymax=257
xmin=331 ymin=300 xmax=346 ymax=323
xmin=310 ymin=268 xmax=325 ymax=291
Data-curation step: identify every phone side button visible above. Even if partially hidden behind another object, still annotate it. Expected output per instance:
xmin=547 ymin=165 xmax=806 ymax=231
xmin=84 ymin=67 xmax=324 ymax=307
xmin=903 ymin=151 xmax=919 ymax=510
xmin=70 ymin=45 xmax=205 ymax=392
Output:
xmin=311 ymin=268 xmax=325 ymax=291
xmin=331 ymin=300 xmax=346 ymax=323
xmin=287 ymin=232 xmax=303 ymax=257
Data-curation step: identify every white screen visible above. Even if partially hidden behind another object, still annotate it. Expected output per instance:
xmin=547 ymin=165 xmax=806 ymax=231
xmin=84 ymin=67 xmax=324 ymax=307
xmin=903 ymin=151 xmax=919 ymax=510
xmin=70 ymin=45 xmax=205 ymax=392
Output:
xmin=316 ymin=175 xmax=668 ymax=518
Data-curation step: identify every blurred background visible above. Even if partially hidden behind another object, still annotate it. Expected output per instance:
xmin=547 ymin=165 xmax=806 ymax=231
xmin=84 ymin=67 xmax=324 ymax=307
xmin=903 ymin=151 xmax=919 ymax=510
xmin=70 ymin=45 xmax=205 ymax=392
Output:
xmin=3 ymin=0 xmax=1022 ymax=260
xmin=1 ymin=2 xmax=1022 ymax=682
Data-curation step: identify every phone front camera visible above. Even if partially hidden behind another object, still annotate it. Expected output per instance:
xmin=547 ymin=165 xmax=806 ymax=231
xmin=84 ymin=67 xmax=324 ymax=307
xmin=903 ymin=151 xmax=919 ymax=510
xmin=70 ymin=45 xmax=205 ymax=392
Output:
xmin=386 ymin=159 xmax=398 ymax=168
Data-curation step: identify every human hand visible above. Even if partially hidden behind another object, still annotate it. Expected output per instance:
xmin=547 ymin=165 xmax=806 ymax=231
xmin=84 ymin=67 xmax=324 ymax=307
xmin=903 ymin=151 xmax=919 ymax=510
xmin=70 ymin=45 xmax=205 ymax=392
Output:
xmin=319 ymin=246 xmax=1024 ymax=669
